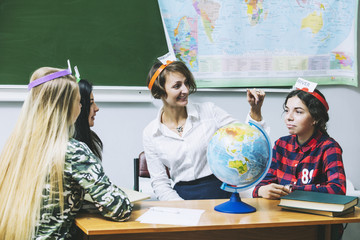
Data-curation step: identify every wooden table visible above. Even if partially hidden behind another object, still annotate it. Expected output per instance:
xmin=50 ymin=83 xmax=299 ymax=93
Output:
xmin=75 ymin=198 xmax=360 ymax=240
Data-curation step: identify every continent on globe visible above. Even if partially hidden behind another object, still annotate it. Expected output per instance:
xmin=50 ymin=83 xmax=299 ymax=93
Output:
xmin=228 ymin=158 xmax=249 ymax=175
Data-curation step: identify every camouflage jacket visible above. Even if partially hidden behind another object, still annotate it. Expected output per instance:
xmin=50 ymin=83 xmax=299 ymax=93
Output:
xmin=34 ymin=138 xmax=133 ymax=239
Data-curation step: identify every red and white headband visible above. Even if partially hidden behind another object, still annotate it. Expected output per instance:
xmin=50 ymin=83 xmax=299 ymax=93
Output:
xmin=294 ymin=78 xmax=329 ymax=111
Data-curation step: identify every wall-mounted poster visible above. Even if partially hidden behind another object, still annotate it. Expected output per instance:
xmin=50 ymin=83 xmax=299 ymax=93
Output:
xmin=158 ymin=0 xmax=358 ymax=88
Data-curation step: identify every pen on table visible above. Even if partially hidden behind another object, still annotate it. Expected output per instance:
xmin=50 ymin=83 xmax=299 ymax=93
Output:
xmin=150 ymin=207 xmax=181 ymax=214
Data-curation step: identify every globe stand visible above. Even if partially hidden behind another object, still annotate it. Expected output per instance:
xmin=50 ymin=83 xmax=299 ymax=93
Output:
xmin=214 ymin=192 xmax=256 ymax=214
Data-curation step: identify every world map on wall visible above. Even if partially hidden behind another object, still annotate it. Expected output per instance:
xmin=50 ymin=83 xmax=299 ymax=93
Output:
xmin=158 ymin=0 xmax=357 ymax=87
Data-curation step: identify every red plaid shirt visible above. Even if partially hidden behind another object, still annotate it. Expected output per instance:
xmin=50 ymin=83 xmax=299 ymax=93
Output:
xmin=253 ymin=130 xmax=346 ymax=197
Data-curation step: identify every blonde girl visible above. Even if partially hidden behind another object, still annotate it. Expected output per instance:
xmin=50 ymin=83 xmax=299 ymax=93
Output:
xmin=0 ymin=65 xmax=132 ymax=239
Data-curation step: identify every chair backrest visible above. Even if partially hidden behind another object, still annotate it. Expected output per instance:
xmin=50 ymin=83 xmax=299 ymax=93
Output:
xmin=133 ymin=151 xmax=170 ymax=191
xmin=138 ymin=151 xmax=150 ymax=178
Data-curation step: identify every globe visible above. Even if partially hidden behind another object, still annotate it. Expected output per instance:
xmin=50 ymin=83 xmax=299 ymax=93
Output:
xmin=207 ymin=121 xmax=272 ymax=213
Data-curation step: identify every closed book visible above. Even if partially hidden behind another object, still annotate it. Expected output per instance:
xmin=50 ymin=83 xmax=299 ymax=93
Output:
xmin=281 ymin=206 xmax=355 ymax=217
xmin=279 ymin=190 xmax=359 ymax=212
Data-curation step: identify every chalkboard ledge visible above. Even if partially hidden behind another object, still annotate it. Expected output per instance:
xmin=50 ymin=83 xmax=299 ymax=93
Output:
xmin=0 ymin=85 xmax=153 ymax=102
xmin=0 ymin=85 xmax=291 ymax=102
xmin=196 ymin=88 xmax=291 ymax=93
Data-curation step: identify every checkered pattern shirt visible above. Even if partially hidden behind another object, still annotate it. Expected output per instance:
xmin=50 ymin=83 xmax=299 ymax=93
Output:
xmin=253 ymin=130 xmax=346 ymax=197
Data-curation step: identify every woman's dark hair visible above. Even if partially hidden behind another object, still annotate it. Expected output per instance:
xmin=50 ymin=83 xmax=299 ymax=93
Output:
xmin=74 ymin=79 xmax=103 ymax=160
xmin=146 ymin=60 xmax=197 ymax=99
xmin=284 ymin=89 xmax=329 ymax=136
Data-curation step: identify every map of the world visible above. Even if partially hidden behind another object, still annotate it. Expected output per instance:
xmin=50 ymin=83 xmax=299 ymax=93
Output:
xmin=158 ymin=0 xmax=357 ymax=87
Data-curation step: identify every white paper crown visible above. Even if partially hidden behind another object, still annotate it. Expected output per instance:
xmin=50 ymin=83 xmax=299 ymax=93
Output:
xmin=294 ymin=78 xmax=317 ymax=92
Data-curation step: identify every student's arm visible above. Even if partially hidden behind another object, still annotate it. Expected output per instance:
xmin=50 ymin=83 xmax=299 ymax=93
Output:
xmin=253 ymin=142 xmax=290 ymax=198
xmin=293 ymin=142 xmax=346 ymax=195
xmin=143 ymin=131 xmax=183 ymax=201
xmin=69 ymin=141 xmax=133 ymax=221
xmin=252 ymin=147 xmax=279 ymax=198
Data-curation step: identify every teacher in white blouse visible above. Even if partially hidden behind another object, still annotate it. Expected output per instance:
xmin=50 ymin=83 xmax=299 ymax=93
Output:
xmin=143 ymin=60 xmax=268 ymax=201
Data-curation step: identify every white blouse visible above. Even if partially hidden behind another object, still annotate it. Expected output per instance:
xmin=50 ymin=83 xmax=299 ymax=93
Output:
xmin=142 ymin=102 xmax=268 ymax=201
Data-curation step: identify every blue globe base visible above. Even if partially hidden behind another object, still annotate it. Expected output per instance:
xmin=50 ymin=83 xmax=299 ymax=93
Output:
xmin=214 ymin=192 xmax=256 ymax=214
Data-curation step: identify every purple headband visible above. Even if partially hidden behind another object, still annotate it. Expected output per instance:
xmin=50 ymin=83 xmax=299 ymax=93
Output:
xmin=27 ymin=60 xmax=80 ymax=90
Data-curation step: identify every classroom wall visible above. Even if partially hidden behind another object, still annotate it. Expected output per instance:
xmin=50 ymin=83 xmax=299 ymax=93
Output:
xmin=1 ymin=86 xmax=360 ymax=239
xmin=101 ymin=86 xmax=360 ymax=191
xmin=1 ymin=86 xmax=359 ymax=189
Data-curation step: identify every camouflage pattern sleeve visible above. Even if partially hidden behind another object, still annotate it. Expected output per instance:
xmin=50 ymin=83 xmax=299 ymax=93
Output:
xmin=68 ymin=139 xmax=133 ymax=221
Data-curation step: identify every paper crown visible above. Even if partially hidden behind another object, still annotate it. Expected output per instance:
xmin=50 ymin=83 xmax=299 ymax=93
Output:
xmin=28 ymin=60 xmax=80 ymax=90
xmin=294 ymin=78 xmax=329 ymax=111
xmin=148 ymin=52 xmax=177 ymax=90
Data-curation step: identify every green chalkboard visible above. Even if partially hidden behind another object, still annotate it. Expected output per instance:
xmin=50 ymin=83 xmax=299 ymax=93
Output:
xmin=0 ymin=0 xmax=168 ymax=87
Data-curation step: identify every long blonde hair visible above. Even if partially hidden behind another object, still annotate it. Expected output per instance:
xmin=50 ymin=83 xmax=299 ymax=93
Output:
xmin=0 ymin=67 xmax=79 ymax=239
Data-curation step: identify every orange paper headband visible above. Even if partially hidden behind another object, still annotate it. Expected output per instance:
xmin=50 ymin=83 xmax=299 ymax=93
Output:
xmin=297 ymin=87 xmax=329 ymax=111
xmin=148 ymin=60 xmax=174 ymax=90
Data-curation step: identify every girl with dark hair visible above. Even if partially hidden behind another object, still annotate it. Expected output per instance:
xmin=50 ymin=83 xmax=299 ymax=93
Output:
xmin=74 ymin=79 xmax=103 ymax=160
xmin=253 ymin=87 xmax=346 ymax=200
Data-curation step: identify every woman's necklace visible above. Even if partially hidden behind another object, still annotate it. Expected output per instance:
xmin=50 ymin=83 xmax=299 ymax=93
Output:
xmin=175 ymin=125 xmax=184 ymax=133
xmin=161 ymin=111 xmax=186 ymax=135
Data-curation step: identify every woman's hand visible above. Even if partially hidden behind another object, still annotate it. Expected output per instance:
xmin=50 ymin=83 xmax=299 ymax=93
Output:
xmin=258 ymin=183 xmax=291 ymax=199
xmin=247 ymin=88 xmax=265 ymax=121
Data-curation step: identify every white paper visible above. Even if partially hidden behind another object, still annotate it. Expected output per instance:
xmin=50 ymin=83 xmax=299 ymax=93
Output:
xmin=157 ymin=52 xmax=176 ymax=65
xmin=294 ymin=78 xmax=317 ymax=92
xmin=136 ymin=207 xmax=205 ymax=226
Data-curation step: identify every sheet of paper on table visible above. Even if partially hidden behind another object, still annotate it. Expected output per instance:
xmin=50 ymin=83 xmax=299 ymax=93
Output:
xmin=136 ymin=207 xmax=205 ymax=226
